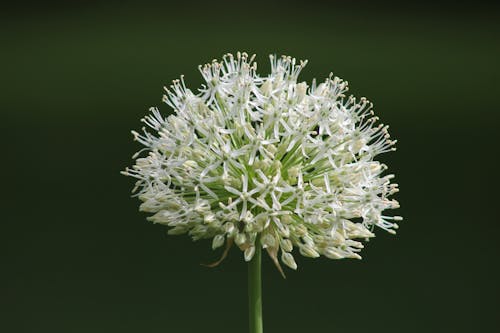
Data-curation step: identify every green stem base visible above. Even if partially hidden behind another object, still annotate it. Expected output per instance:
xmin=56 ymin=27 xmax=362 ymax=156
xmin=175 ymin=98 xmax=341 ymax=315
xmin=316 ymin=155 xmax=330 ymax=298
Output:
xmin=248 ymin=242 xmax=263 ymax=333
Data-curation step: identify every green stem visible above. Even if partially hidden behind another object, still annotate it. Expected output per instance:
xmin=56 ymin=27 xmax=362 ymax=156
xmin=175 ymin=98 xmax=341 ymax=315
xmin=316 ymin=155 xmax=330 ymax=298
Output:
xmin=248 ymin=240 xmax=263 ymax=333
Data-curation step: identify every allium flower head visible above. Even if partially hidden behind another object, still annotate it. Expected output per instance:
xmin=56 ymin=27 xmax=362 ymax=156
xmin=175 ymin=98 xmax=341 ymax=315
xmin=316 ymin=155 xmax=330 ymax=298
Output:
xmin=123 ymin=52 xmax=401 ymax=273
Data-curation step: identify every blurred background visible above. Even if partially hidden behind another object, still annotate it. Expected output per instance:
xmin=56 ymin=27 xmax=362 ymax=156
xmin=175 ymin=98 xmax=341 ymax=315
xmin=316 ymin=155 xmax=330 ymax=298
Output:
xmin=1 ymin=1 xmax=499 ymax=332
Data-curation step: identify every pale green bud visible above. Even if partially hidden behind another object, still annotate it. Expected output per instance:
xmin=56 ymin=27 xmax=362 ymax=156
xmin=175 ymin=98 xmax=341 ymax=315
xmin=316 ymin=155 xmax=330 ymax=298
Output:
xmin=168 ymin=226 xmax=186 ymax=235
xmin=324 ymin=247 xmax=344 ymax=259
xmin=288 ymin=166 xmax=300 ymax=180
xmin=294 ymin=224 xmax=307 ymax=237
xmin=204 ymin=213 xmax=215 ymax=224
xmin=261 ymin=233 xmax=276 ymax=249
xmin=281 ymin=252 xmax=297 ymax=270
xmin=244 ymin=246 xmax=255 ymax=262
xmin=235 ymin=233 xmax=246 ymax=246
xmin=182 ymin=160 xmax=198 ymax=169
xmin=299 ymin=245 xmax=320 ymax=258
xmin=224 ymin=222 xmax=235 ymax=235
xmin=296 ymin=82 xmax=308 ymax=102
xmin=260 ymin=80 xmax=272 ymax=96
xmin=212 ymin=234 xmax=225 ymax=250
xmin=280 ymin=214 xmax=292 ymax=225
xmin=267 ymin=144 xmax=278 ymax=156
xmin=280 ymin=239 xmax=293 ymax=252
xmin=255 ymin=214 xmax=270 ymax=230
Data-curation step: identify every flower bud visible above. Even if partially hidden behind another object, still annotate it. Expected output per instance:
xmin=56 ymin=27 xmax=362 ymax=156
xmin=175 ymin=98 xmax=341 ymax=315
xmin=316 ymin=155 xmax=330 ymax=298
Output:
xmin=299 ymin=245 xmax=320 ymax=258
xmin=296 ymin=82 xmax=308 ymax=102
xmin=324 ymin=247 xmax=344 ymax=259
xmin=182 ymin=160 xmax=198 ymax=169
xmin=288 ymin=166 xmax=300 ymax=180
xmin=204 ymin=213 xmax=215 ymax=224
xmin=280 ymin=214 xmax=292 ymax=225
xmin=168 ymin=226 xmax=186 ymax=235
xmin=281 ymin=252 xmax=297 ymax=270
xmin=261 ymin=233 xmax=276 ymax=249
xmin=235 ymin=233 xmax=246 ymax=246
xmin=244 ymin=246 xmax=255 ymax=262
xmin=280 ymin=239 xmax=293 ymax=252
xmin=260 ymin=80 xmax=272 ymax=96
xmin=212 ymin=234 xmax=225 ymax=250
xmin=224 ymin=222 xmax=235 ymax=235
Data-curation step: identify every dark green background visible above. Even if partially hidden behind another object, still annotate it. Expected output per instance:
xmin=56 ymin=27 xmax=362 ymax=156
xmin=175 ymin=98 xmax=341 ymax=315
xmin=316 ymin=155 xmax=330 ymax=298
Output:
xmin=2 ymin=1 xmax=499 ymax=332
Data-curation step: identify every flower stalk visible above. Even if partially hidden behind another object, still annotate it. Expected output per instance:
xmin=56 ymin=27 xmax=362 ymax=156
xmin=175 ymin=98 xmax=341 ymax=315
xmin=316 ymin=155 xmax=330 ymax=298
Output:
xmin=123 ymin=51 xmax=402 ymax=333
xmin=248 ymin=238 xmax=263 ymax=333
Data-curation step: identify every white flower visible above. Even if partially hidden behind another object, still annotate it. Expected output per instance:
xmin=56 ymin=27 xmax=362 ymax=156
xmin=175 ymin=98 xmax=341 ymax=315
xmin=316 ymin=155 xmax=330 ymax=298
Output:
xmin=123 ymin=52 xmax=401 ymax=273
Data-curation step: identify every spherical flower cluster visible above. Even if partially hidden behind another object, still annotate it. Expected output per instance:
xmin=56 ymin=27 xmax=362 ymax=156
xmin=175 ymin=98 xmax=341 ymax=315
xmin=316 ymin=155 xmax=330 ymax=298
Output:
xmin=123 ymin=52 xmax=401 ymax=273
